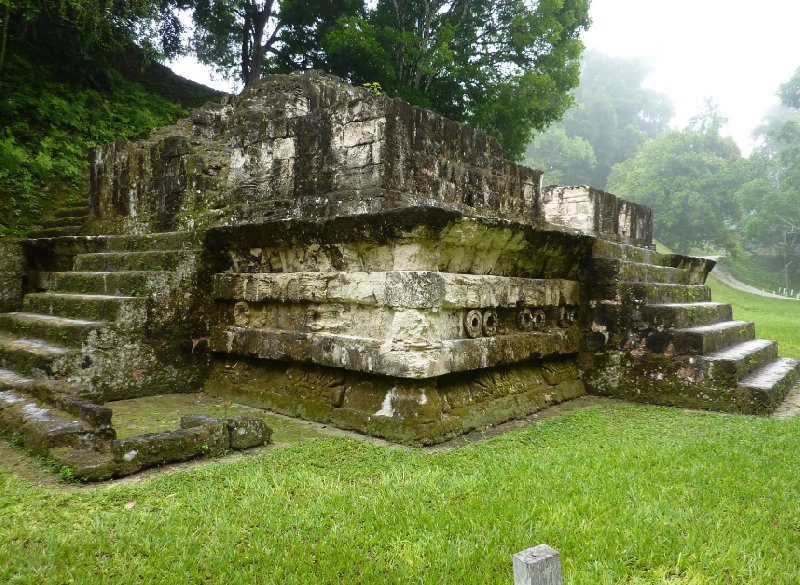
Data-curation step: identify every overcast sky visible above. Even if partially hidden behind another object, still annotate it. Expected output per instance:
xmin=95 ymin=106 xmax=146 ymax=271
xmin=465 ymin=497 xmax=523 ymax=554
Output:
xmin=168 ymin=1 xmax=800 ymax=156
xmin=583 ymin=0 xmax=800 ymax=154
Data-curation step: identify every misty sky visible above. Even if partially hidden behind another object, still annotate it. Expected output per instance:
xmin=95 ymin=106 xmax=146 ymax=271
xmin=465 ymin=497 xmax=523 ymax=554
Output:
xmin=168 ymin=1 xmax=800 ymax=155
xmin=583 ymin=0 xmax=800 ymax=154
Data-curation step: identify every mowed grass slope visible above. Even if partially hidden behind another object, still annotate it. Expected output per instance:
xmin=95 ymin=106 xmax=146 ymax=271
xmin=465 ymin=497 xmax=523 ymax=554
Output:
xmin=3 ymin=403 xmax=800 ymax=584
xmin=708 ymin=275 xmax=800 ymax=359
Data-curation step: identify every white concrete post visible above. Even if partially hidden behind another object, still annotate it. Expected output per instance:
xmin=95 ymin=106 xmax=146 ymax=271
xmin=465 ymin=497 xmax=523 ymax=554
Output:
xmin=512 ymin=544 xmax=563 ymax=585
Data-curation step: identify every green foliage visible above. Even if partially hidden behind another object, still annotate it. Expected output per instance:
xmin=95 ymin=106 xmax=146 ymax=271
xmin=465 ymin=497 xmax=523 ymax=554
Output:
xmin=607 ymin=103 xmax=753 ymax=254
xmin=362 ymin=81 xmax=382 ymax=95
xmin=735 ymin=66 xmax=800 ymax=281
xmin=526 ymin=51 xmax=674 ymax=188
xmin=188 ymin=0 xmax=590 ymax=160
xmin=524 ymin=126 xmax=596 ymax=185
xmin=0 ymin=50 xmax=185 ymax=235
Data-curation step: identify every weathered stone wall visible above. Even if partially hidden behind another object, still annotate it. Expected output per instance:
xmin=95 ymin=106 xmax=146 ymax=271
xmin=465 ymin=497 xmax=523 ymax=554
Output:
xmin=202 ymin=207 xmax=590 ymax=444
xmin=88 ymin=71 xmax=542 ymax=235
xmin=205 ymin=208 xmax=590 ymax=379
xmin=0 ymin=239 xmax=25 ymax=312
xmin=542 ymin=185 xmax=653 ymax=248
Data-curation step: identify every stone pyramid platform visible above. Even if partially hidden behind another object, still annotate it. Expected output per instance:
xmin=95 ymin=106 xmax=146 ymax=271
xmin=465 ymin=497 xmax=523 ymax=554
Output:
xmin=0 ymin=71 xmax=796 ymax=480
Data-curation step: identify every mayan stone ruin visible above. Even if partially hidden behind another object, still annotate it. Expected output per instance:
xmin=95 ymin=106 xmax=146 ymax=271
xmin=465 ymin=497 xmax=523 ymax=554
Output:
xmin=0 ymin=70 xmax=798 ymax=480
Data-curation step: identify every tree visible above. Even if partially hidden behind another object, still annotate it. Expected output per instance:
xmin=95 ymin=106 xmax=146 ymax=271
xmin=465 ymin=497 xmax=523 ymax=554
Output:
xmin=526 ymin=51 xmax=673 ymax=188
xmin=524 ymin=126 xmax=596 ymax=185
xmin=607 ymin=104 xmax=751 ymax=254
xmin=187 ymin=0 xmax=591 ymax=160
xmin=189 ymin=0 xmax=364 ymax=86
xmin=735 ymin=66 xmax=800 ymax=286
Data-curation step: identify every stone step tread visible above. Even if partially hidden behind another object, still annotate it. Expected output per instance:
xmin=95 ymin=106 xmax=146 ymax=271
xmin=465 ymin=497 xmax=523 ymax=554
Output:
xmin=26 ymin=292 xmax=140 ymax=302
xmin=0 ymin=389 xmax=90 ymax=431
xmin=704 ymin=339 xmax=776 ymax=362
xmin=740 ymin=358 xmax=800 ymax=391
xmin=0 ymin=389 xmax=109 ymax=456
xmin=86 ymin=231 xmax=200 ymax=252
xmin=73 ymin=249 xmax=201 ymax=272
xmin=644 ymin=302 xmax=732 ymax=328
xmin=22 ymin=291 xmax=146 ymax=322
xmin=38 ymin=270 xmax=179 ymax=295
xmin=672 ymin=320 xmax=753 ymax=334
xmin=41 ymin=216 xmax=88 ymax=228
xmin=0 ymin=368 xmax=110 ymax=426
xmin=0 ymin=311 xmax=105 ymax=328
xmin=28 ymin=226 xmax=82 ymax=239
xmin=640 ymin=283 xmax=712 ymax=302
xmin=0 ymin=312 xmax=106 ymax=347
xmin=0 ymin=333 xmax=73 ymax=357
xmin=54 ymin=206 xmax=90 ymax=218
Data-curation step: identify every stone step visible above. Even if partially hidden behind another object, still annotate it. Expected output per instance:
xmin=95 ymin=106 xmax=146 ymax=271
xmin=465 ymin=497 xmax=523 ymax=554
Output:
xmin=643 ymin=302 xmax=733 ymax=328
xmin=73 ymin=250 xmax=198 ymax=272
xmin=28 ymin=226 xmax=82 ymax=239
xmin=592 ymin=240 xmax=714 ymax=271
xmin=36 ymin=271 xmax=178 ymax=296
xmin=0 ymin=333 xmax=74 ymax=376
xmin=54 ymin=205 xmax=90 ymax=218
xmin=0 ymin=312 xmax=106 ymax=347
xmin=647 ymin=320 xmax=756 ymax=355
xmin=702 ymin=339 xmax=779 ymax=386
xmin=0 ymin=386 xmax=112 ymax=457
xmin=85 ymin=231 xmax=201 ymax=253
xmin=640 ymin=283 xmax=713 ymax=303
xmin=41 ymin=215 xmax=88 ymax=229
xmin=0 ymin=368 xmax=110 ymax=426
xmin=590 ymin=282 xmax=712 ymax=304
xmin=739 ymin=358 xmax=800 ymax=408
xmin=592 ymin=258 xmax=705 ymax=285
xmin=22 ymin=292 xmax=146 ymax=322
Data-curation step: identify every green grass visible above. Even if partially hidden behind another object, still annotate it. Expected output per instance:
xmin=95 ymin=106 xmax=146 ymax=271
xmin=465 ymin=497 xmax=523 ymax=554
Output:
xmin=707 ymin=275 xmax=800 ymax=359
xmin=3 ymin=404 xmax=800 ymax=584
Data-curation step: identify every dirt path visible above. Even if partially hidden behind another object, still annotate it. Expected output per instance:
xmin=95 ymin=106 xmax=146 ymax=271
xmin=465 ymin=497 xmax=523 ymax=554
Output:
xmin=711 ymin=263 xmax=800 ymax=300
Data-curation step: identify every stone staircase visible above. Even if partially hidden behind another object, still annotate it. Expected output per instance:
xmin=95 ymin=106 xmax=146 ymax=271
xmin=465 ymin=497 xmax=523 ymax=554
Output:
xmin=0 ymin=219 xmax=253 ymax=479
xmin=581 ymin=240 xmax=800 ymax=413
xmin=28 ymin=200 xmax=91 ymax=239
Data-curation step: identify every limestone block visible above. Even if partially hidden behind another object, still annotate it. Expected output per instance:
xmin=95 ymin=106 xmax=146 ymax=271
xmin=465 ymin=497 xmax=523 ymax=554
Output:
xmin=542 ymin=185 xmax=652 ymax=247
xmin=226 ymin=415 xmax=272 ymax=449
xmin=0 ymin=239 xmax=25 ymax=312
xmin=211 ymin=268 xmax=581 ymax=378
xmin=512 ymin=545 xmax=562 ymax=585
xmin=111 ymin=422 xmax=229 ymax=473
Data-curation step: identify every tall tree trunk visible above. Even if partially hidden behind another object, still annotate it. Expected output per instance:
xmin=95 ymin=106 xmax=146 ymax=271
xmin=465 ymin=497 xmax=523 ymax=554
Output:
xmin=0 ymin=3 xmax=9 ymax=75
xmin=241 ymin=10 xmax=252 ymax=84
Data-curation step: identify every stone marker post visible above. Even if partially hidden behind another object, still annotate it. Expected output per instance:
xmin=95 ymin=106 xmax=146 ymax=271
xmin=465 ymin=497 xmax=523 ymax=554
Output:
xmin=512 ymin=544 xmax=562 ymax=585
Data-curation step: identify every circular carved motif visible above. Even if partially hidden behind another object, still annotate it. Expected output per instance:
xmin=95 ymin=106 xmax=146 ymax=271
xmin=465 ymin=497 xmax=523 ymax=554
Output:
xmin=482 ymin=310 xmax=498 ymax=336
xmin=465 ymin=309 xmax=483 ymax=338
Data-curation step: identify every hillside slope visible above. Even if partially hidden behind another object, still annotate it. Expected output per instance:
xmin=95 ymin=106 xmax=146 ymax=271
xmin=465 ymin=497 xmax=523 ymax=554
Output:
xmin=0 ymin=37 xmax=222 ymax=236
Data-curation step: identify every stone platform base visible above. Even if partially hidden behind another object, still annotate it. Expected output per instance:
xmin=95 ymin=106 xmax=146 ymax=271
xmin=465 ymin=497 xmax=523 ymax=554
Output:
xmin=204 ymin=355 xmax=585 ymax=445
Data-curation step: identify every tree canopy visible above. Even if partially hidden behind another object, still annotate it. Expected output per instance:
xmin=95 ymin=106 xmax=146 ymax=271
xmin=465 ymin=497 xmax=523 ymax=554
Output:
xmin=186 ymin=0 xmax=591 ymax=160
xmin=606 ymin=104 xmax=751 ymax=254
xmin=526 ymin=51 xmax=673 ymax=188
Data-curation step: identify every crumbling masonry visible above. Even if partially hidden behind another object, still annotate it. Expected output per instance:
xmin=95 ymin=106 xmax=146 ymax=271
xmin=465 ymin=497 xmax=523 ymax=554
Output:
xmin=1 ymin=71 xmax=797 ymax=479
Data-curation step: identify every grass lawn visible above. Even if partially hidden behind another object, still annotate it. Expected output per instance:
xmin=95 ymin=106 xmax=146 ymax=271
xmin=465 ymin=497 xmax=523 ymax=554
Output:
xmin=3 ymin=403 xmax=800 ymax=584
xmin=707 ymin=275 xmax=800 ymax=359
